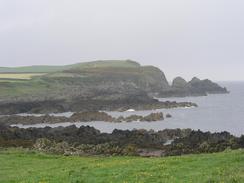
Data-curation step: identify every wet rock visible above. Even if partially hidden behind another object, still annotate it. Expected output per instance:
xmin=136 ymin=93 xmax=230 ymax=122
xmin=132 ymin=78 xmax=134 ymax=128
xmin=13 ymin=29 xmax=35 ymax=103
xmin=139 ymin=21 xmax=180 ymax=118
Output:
xmin=0 ymin=111 xmax=169 ymax=125
xmin=0 ymin=115 xmax=69 ymax=125
xmin=142 ymin=112 xmax=164 ymax=121
xmin=124 ymin=115 xmax=143 ymax=122
xmin=114 ymin=112 xmax=165 ymax=123
xmin=0 ymin=98 xmax=197 ymax=115
xmin=70 ymin=111 xmax=114 ymax=122
xmin=166 ymin=114 xmax=172 ymax=118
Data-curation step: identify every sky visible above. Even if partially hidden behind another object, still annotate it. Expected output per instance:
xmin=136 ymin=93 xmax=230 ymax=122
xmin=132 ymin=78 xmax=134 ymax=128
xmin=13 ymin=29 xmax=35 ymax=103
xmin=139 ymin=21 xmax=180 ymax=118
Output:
xmin=0 ymin=0 xmax=244 ymax=81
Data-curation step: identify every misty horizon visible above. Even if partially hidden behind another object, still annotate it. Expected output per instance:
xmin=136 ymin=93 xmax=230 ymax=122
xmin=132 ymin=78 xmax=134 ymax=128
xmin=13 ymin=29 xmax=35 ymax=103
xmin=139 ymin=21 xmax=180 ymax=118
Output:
xmin=0 ymin=59 xmax=243 ymax=83
xmin=1 ymin=0 xmax=244 ymax=81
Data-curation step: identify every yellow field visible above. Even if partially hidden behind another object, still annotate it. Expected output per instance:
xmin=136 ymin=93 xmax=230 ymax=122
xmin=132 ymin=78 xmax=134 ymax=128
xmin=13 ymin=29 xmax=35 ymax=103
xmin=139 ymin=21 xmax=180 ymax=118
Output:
xmin=0 ymin=73 xmax=46 ymax=80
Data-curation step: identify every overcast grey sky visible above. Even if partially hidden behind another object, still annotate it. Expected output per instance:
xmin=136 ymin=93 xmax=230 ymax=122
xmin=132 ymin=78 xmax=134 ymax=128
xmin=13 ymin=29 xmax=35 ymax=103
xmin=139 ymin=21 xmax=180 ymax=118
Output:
xmin=0 ymin=0 xmax=243 ymax=81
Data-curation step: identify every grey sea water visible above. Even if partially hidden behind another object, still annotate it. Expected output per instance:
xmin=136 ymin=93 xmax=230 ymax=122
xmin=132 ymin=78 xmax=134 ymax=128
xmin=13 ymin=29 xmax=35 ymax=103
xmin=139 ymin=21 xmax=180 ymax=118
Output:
xmin=14 ymin=82 xmax=244 ymax=136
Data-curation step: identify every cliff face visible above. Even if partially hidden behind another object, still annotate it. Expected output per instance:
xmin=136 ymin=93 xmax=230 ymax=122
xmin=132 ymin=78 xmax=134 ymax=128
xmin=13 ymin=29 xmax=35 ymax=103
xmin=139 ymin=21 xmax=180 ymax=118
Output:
xmin=0 ymin=60 xmax=228 ymax=108
xmin=188 ymin=78 xmax=228 ymax=94
xmin=0 ymin=60 xmax=172 ymax=114
xmin=44 ymin=60 xmax=171 ymax=101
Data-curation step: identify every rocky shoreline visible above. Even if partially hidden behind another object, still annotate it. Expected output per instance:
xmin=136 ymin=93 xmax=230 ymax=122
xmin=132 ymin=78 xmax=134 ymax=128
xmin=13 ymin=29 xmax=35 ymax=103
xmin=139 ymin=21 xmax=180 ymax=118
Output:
xmin=0 ymin=125 xmax=243 ymax=157
xmin=0 ymin=111 xmax=168 ymax=125
xmin=0 ymin=97 xmax=197 ymax=115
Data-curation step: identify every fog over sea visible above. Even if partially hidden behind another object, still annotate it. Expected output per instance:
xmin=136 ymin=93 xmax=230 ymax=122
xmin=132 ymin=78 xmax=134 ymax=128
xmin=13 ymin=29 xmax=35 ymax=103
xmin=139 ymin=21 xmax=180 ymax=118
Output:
xmin=15 ymin=82 xmax=244 ymax=136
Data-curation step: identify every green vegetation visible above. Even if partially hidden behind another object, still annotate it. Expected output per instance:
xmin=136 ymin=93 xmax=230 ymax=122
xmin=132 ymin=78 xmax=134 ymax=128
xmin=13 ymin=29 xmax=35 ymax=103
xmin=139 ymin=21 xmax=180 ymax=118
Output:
xmin=70 ymin=60 xmax=140 ymax=70
xmin=0 ymin=79 xmax=50 ymax=98
xmin=0 ymin=148 xmax=243 ymax=183
xmin=0 ymin=60 xmax=167 ymax=100
xmin=0 ymin=65 xmax=70 ymax=73
xmin=0 ymin=60 xmax=226 ymax=103
xmin=0 ymin=79 xmax=27 ymax=83
xmin=0 ymin=73 xmax=47 ymax=80
xmin=0 ymin=60 xmax=139 ymax=73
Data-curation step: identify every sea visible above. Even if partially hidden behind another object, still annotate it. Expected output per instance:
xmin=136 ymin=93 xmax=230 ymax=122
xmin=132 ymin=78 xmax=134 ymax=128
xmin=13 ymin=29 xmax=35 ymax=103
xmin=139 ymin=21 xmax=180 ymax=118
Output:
xmin=12 ymin=82 xmax=244 ymax=136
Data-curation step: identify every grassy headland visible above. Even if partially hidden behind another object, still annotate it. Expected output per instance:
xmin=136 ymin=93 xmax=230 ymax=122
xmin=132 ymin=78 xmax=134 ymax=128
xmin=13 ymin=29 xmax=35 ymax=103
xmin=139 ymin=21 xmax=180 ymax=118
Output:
xmin=0 ymin=60 xmax=226 ymax=114
xmin=0 ymin=60 xmax=164 ymax=99
xmin=0 ymin=148 xmax=243 ymax=183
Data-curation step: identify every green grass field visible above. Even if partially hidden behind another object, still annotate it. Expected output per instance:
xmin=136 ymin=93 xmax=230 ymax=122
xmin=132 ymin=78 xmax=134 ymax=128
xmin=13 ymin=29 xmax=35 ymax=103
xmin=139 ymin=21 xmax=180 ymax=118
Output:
xmin=0 ymin=60 xmax=139 ymax=73
xmin=0 ymin=66 xmax=69 ymax=73
xmin=0 ymin=73 xmax=46 ymax=80
xmin=0 ymin=148 xmax=243 ymax=183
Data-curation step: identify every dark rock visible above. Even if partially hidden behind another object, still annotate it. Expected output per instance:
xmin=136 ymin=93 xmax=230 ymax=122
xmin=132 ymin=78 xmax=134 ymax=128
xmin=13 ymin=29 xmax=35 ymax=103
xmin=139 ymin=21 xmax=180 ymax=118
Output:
xmin=142 ymin=112 xmax=164 ymax=121
xmin=0 ymin=115 xmax=69 ymax=125
xmin=0 ymin=125 xmax=242 ymax=157
xmin=70 ymin=111 xmax=114 ymax=122
xmin=0 ymin=111 xmax=169 ymax=125
xmin=0 ymin=97 xmax=197 ymax=115
xmin=161 ymin=77 xmax=228 ymax=97
xmin=188 ymin=78 xmax=229 ymax=94
xmin=166 ymin=114 xmax=172 ymax=118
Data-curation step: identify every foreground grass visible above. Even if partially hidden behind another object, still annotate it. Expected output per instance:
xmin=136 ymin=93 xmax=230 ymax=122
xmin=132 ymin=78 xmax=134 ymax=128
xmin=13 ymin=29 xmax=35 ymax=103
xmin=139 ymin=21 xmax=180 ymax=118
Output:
xmin=0 ymin=149 xmax=243 ymax=183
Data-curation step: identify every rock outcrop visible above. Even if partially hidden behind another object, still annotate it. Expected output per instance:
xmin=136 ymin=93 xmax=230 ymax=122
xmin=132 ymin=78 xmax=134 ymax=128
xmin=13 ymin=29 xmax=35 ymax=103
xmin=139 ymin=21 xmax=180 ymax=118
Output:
xmin=70 ymin=111 xmax=114 ymax=122
xmin=188 ymin=77 xmax=228 ymax=94
xmin=0 ymin=125 xmax=243 ymax=157
xmin=161 ymin=76 xmax=229 ymax=97
xmin=0 ymin=111 xmax=168 ymax=125
xmin=0 ymin=97 xmax=197 ymax=115
xmin=172 ymin=77 xmax=188 ymax=88
xmin=115 ymin=112 xmax=164 ymax=122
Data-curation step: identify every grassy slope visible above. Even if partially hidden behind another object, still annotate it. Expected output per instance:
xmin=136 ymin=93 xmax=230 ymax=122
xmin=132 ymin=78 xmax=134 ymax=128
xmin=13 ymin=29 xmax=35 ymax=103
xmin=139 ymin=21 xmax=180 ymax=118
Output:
xmin=0 ymin=73 xmax=47 ymax=80
xmin=0 ymin=60 xmax=139 ymax=73
xmin=0 ymin=60 xmax=153 ymax=99
xmin=0 ymin=149 xmax=243 ymax=183
xmin=0 ymin=65 xmax=69 ymax=73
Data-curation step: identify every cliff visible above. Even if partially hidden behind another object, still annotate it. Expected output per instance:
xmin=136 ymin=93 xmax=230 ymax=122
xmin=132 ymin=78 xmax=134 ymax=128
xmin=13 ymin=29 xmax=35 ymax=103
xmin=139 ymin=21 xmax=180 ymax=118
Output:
xmin=0 ymin=60 xmax=228 ymax=113
xmin=0 ymin=60 xmax=171 ymax=102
